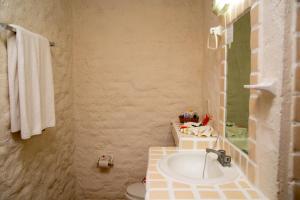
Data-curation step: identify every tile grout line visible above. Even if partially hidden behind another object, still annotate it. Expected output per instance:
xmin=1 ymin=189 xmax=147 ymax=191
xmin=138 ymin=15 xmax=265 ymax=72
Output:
xmin=167 ymin=180 xmax=175 ymax=200
xmin=215 ymin=184 xmax=227 ymax=200
xmin=163 ymin=147 xmax=174 ymax=200
xmin=235 ymin=180 xmax=252 ymax=200
xmin=191 ymin=185 xmax=201 ymax=200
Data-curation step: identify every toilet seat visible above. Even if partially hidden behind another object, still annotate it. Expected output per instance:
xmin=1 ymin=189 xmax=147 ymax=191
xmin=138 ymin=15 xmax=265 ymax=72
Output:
xmin=125 ymin=183 xmax=145 ymax=200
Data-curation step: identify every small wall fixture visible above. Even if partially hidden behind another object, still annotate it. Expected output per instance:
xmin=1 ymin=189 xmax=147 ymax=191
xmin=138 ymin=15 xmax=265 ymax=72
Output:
xmin=212 ymin=0 xmax=230 ymax=16
xmin=207 ymin=26 xmax=224 ymax=50
xmin=244 ymin=80 xmax=277 ymax=96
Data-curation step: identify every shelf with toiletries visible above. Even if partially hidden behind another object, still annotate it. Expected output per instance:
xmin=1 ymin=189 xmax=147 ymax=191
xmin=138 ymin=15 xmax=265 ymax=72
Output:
xmin=171 ymin=112 xmax=220 ymax=150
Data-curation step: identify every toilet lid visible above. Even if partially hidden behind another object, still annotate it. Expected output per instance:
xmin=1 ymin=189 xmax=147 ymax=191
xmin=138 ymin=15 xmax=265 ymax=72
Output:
xmin=126 ymin=183 xmax=145 ymax=199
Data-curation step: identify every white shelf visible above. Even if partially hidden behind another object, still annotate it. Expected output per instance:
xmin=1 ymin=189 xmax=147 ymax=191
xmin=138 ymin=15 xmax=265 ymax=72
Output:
xmin=244 ymin=80 xmax=276 ymax=95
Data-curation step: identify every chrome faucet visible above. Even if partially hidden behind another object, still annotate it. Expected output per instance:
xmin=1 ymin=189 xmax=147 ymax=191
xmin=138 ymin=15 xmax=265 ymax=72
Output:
xmin=206 ymin=148 xmax=231 ymax=167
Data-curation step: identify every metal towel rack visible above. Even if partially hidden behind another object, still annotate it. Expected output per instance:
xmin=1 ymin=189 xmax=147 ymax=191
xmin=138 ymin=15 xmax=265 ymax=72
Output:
xmin=0 ymin=23 xmax=55 ymax=47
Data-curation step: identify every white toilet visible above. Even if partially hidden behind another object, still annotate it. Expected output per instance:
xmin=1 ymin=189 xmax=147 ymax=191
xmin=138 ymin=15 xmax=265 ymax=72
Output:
xmin=125 ymin=182 xmax=146 ymax=200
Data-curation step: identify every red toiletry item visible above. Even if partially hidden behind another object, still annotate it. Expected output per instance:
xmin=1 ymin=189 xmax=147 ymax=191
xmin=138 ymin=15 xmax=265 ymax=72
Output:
xmin=180 ymin=125 xmax=188 ymax=129
xmin=201 ymin=114 xmax=211 ymax=126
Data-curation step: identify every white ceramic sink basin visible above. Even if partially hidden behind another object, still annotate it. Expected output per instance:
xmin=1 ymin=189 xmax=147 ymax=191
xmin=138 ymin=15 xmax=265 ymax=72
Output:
xmin=158 ymin=151 xmax=239 ymax=185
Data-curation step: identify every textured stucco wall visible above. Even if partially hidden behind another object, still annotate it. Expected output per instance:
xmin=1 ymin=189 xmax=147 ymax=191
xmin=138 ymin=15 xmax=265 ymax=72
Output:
xmin=257 ymin=0 xmax=292 ymax=199
xmin=72 ymin=0 xmax=204 ymax=199
xmin=0 ymin=0 xmax=75 ymax=199
xmin=201 ymin=0 xmax=222 ymax=129
xmin=277 ymin=1 xmax=293 ymax=199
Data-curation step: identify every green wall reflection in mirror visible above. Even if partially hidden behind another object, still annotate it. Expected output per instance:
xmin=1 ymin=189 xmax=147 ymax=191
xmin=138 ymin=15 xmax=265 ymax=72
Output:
xmin=226 ymin=11 xmax=251 ymax=154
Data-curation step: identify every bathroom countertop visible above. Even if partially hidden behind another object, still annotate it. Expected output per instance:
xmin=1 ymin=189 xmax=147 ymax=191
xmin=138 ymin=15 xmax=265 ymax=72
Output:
xmin=145 ymin=147 xmax=267 ymax=200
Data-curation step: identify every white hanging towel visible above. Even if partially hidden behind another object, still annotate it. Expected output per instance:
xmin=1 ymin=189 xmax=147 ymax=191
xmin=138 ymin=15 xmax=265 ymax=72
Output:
xmin=7 ymin=25 xmax=55 ymax=139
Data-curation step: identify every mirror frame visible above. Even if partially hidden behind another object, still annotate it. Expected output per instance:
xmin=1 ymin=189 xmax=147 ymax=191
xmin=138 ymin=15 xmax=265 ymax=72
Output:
xmin=217 ymin=1 xmax=261 ymax=185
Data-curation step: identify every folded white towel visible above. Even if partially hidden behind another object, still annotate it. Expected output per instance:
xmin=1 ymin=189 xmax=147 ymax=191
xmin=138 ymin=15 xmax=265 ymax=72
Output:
xmin=7 ymin=25 xmax=55 ymax=139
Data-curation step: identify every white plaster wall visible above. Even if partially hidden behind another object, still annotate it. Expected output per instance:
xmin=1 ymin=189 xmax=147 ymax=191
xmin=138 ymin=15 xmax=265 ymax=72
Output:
xmin=256 ymin=0 xmax=292 ymax=199
xmin=277 ymin=1 xmax=293 ymax=198
xmin=0 ymin=0 xmax=75 ymax=199
xmin=72 ymin=0 xmax=204 ymax=199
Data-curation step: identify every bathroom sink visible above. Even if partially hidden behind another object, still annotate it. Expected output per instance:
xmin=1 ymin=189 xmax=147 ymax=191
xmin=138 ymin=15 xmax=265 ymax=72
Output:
xmin=158 ymin=151 xmax=239 ymax=185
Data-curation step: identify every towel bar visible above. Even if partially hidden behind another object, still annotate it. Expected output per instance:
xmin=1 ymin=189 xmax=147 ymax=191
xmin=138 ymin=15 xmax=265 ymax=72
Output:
xmin=0 ymin=23 xmax=55 ymax=46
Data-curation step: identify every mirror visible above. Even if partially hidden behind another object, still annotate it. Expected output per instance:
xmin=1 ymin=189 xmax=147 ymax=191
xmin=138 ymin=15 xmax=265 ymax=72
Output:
xmin=225 ymin=11 xmax=251 ymax=154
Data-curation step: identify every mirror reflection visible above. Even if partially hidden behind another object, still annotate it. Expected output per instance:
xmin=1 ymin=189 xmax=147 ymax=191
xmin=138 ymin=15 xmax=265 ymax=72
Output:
xmin=226 ymin=11 xmax=251 ymax=154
